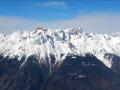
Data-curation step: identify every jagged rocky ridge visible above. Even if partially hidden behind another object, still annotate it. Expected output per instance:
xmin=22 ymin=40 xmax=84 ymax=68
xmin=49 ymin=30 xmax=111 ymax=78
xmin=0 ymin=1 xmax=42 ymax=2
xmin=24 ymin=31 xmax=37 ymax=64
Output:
xmin=0 ymin=27 xmax=120 ymax=90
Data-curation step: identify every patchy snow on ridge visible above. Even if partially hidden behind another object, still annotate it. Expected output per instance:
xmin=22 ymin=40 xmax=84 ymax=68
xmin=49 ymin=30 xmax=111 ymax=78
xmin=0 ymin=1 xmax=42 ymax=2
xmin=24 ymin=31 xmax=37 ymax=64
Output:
xmin=0 ymin=27 xmax=120 ymax=68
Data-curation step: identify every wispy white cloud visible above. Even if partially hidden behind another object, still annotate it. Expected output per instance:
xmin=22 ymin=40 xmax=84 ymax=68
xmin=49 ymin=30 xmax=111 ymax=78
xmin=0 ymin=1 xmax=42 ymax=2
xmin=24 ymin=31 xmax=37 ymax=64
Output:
xmin=51 ymin=12 xmax=120 ymax=33
xmin=0 ymin=12 xmax=120 ymax=34
xmin=0 ymin=16 xmax=42 ymax=34
xmin=33 ymin=1 xmax=66 ymax=8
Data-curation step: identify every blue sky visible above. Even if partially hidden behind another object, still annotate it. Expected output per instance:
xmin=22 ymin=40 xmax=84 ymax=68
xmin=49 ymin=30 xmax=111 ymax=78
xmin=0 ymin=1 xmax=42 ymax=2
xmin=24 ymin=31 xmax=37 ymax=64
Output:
xmin=0 ymin=0 xmax=120 ymax=34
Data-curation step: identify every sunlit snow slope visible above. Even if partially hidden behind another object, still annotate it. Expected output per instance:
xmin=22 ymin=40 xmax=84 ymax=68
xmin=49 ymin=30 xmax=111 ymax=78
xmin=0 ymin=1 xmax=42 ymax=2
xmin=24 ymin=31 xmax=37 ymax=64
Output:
xmin=0 ymin=27 xmax=120 ymax=68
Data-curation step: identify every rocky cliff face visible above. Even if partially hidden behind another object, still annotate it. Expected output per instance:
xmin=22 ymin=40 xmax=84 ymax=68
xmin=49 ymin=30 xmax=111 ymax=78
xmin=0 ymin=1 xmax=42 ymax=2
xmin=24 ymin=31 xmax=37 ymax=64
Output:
xmin=0 ymin=28 xmax=120 ymax=90
xmin=0 ymin=54 xmax=120 ymax=90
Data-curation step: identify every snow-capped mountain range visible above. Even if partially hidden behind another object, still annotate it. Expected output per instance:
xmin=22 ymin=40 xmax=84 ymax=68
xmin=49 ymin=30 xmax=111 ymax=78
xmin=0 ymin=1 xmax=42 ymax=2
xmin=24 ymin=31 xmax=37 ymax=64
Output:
xmin=0 ymin=27 xmax=120 ymax=68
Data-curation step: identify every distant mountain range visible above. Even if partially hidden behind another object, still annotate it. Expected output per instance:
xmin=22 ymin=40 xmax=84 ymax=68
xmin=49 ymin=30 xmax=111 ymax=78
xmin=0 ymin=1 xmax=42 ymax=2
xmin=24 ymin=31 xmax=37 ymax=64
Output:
xmin=0 ymin=27 xmax=120 ymax=90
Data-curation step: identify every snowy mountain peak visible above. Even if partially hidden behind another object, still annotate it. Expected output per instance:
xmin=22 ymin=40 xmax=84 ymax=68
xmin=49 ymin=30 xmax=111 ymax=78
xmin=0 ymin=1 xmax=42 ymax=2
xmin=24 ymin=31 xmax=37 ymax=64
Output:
xmin=68 ymin=27 xmax=83 ymax=35
xmin=0 ymin=27 xmax=120 ymax=68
